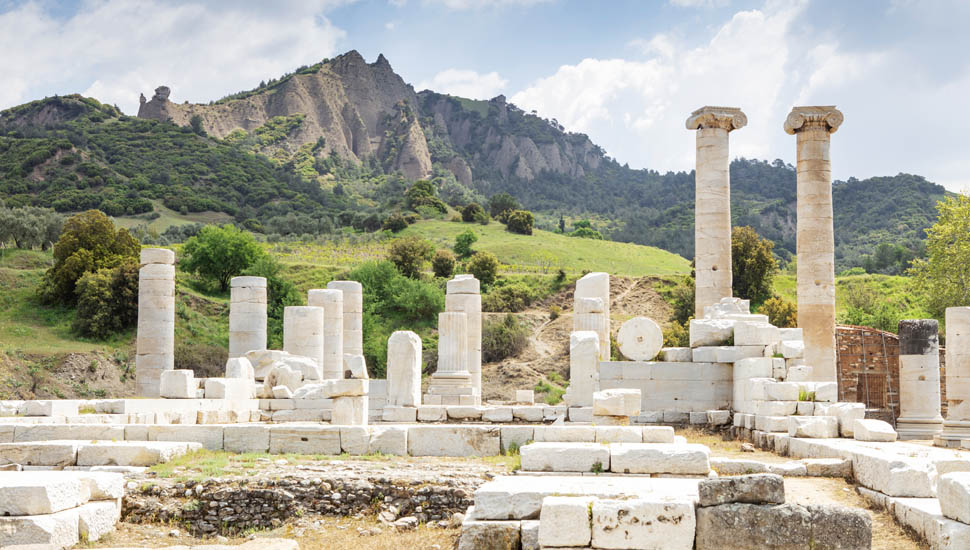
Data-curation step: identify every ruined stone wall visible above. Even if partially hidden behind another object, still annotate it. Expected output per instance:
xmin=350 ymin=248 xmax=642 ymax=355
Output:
xmin=836 ymin=324 xmax=947 ymax=422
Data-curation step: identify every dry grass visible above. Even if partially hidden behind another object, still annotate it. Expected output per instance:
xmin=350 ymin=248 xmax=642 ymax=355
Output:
xmin=82 ymin=516 xmax=457 ymax=549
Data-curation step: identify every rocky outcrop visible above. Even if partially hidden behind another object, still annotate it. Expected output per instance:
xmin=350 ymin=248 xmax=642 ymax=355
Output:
xmin=136 ymin=51 xmax=431 ymax=179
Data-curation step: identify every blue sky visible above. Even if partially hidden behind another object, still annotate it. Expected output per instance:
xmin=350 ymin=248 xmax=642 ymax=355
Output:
xmin=2 ymin=0 xmax=969 ymax=191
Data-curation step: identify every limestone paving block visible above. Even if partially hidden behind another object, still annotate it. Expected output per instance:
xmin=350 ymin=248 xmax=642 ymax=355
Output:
xmin=734 ymin=321 xmax=780 ymax=346
xmin=592 ymin=388 xmax=641 ymax=417
xmin=147 ymin=425 xmax=224 ymax=450
xmin=707 ymin=410 xmax=731 ymax=425
xmin=616 ymin=316 xmax=663 ymax=361
xmin=756 ymin=415 xmax=790 ymax=433
xmin=851 ymin=448 xmax=936 ymax=497
xmin=269 ymin=425 xmax=341 ymax=455
xmin=458 ymin=519 xmax=520 ymax=550
xmin=0 ymin=507 xmax=78 ymax=549
xmin=733 ymin=357 xmax=773 ymax=379
xmin=76 ymin=471 xmax=124 ymax=501
xmin=497 ymin=427 xmax=532 ymax=454
xmin=272 ymin=385 xmax=293 ymax=399
xmin=22 ymin=400 xmax=79 ymax=417
xmin=447 ymin=406 xmax=484 ymax=420
xmin=803 ymin=458 xmax=852 ymax=478
xmin=0 ymin=441 xmax=78 ymax=466
xmin=407 ymin=426 xmax=500 ymax=457
xmin=788 ymin=416 xmax=839 ymax=438
xmin=591 ymin=497 xmax=695 ymax=549
xmin=695 ymin=503 xmax=815 ymax=550
xmin=698 ymin=473 xmax=785 ymax=507
xmin=332 ymin=396 xmax=368 ymax=425
xmin=520 ymin=520 xmax=539 ymax=550
xmin=417 ymin=405 xmax=447 ymax=422
xmin=538 ymin=496 xmax=594 ymax=547
xmin=77 ymin=499 xmax=120 ymax=542
xmin=204 ymin=378 xmax=252 ymax=400
xmin=815 ymin=381 xmax=838 ymax=403
xmin=14 ymin=424 xmax=125 ymax=442
xmin=482 ymin=407 xmax=513 ymax=423
xmin=595 ymin=426 xmax=643 ymax=443
xmin=609 ymin=443 xmax=710 ymax=474
xmin=340 ymin=426 xmax=369 ymax=455
xmin=853 ymin=419 xmax=897 ymax=442
xmin=808 ymin=504 xmax=873 ymax=550
xmin=786 ymin=365 xmax=814 ymax=382
xmin=765 ymin=382 xmax=800 ymax=402
xmin=939 ymin=472 xmax=970 ymax=524
xmin=757 ymin=401 xmax=797 ymax=417
xmin=660 ymin=347 xmax=693 ymax=362
xmin=78 ymin=441 xmax=201 ymax=467
xmin=689 ymin=318 xmax=735 ymax=347
xmin=533 ymin=426 xmax=596 ymax=442
xmin=778 ymin=339 xmax=805 ymax=359
xmin=368 ymin=426 xmax=407 ymax=456
xmin=224 ymin=425 xmax=270 ymax=453
xmin=159 ymin=370 xmax=195 ymax=399
xmin=0 ymin=471 xmax=82 ymax=515
xmin=520 ymin=442 xmax=610 ymax=472
xmin=382 ymin=405 xmax=418 ymax=422
xmin=779 ymin=327 xmax=804 ymax=341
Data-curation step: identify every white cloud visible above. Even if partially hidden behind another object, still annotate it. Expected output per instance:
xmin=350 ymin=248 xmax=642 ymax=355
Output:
xmin=423 ymin=0 xmax=552 ymax=9
xmin=0 ymin=1 xmax=347 ymax=114
xmin=512 ymin=2 xmax=805 ymax=169
xmin=385 ymin=20 xmax=398 ymax=30
xmin=417 ymin=69 xmax=508 ymax=100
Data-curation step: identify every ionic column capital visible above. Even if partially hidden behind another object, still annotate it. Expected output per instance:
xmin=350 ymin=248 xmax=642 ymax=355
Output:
xmin=784 ymin=106 xmax=843 ymax=135
xmin=686 ymin=106 xmax=747 ymax=131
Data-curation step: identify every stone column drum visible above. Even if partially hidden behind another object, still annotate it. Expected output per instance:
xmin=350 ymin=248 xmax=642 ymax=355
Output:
xmin=308 ymin=289 xmax=344 ymax=380
xmin=327 ymin=280 xmax=363 ymax=357
xmin=282 ymin=306 xmax=325 ymax=370
xmin=136 ymin=248 xmax=176 ymax=397
xmin=784 ymin=106 xmax=843 ymax=382
xmin=425 ymin=312 xmax=476 ymax=405
xmin=574 ymin=272 xmax=610 ymax=361
xmin=387 ymin=330 xmax=422 ymax=407
xmin=229 ymin=276 xmax=267 ymax=359
xmin=940 ymin=307 xmax=970 ymax=446
xmin=563 ymin=331 xmax=601 ymax=407
xmin=446 ymin=275 xmax=482 ymax=397
xmin=686 ymin=106 xmax=747 ymax=318
xmin=896 ymin=319 xmax=944 ymax=440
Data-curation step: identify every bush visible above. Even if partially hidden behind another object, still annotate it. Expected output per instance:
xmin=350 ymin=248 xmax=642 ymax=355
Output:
xmin=388 ymin=235 xmax=434 ymax=278
xmin=181 ymin=224 xmax=266 ymax=291
xmin=174 ymin=342 xmax=226 ymax=379
xmin=454 ymin=229 xmax=478 ymax=258
xmin=483 ymin=282 xmax=538 ymax=312
xmin=382 ymin=212 xmax=408 ymax=233
xmin=73 ymin=261 xmax=139 ymax=338
xmin=663 ymin=275 xmax=695 ymax=324
xmin=732 ymin=226 xmax=777 ymax=304
xmin=663 ymin=320 xmax=690 ymax=347
xmin=461 ymin=203 xmax=488 ymax=224
xmin=405 ymin=180 xmax=447 ymax=213
xmin=488 ymin=192 xmax=520 ymax=218
xmin=505 ymin=210 xmax=534 ymax=235
xmin=760 ymin=295 xmax=797 ymax=328
xmin=570 ymin=226 xmax=603 ymax=239
xmin=43 ymin=210 xmax=140 ymax=305
xmin=432 ymin=249 xmax=456 ymax=279
xmin=467 ymin=251 xmax=499 ymax=286
xmin=482 ymin=314 xmax=530 ymax=362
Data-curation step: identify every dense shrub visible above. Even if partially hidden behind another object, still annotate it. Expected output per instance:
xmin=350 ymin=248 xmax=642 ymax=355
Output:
xmin=174 ymin=342 xmax=226 ymax=378
xmin=732 ymin=226 xmax=776 ymax=304
xmin=454 ymin=229 xmax=478 ymax=258
xmin=759 ymin=295 xmax=797 ymax=328
xmin=482 ymin=314 xmax=530 ymax=362
xmin=663 ymin=320 xmax=689 ymax=347
xmin=42 ymin=210 xmax=139 ymax=305
xmin=73 ymin=261 xmax=139 ymax=338
xmin=405 ymin=180 xmax=447 ymax=213
xmin=382 ymin=212 xmax=409 ymax=232
xmin=461 ymin=203 xmax=488 ymax=224
xmin=483 ymin=282 xmax=538 ymax=312
xmin=432 ymin=249 xmax=456 ymax=279
xmin=505 ymin=210 xmax=534 ymax=235
xmin=488 ymin=193 xmax=519 ymax=218
xmin=181 ymin=224 xmax=266 ymax=291
xmin=388 ymin=235 xmax=434 ymax=278
xmin=467 ymin=251 xmax=499 ymax=286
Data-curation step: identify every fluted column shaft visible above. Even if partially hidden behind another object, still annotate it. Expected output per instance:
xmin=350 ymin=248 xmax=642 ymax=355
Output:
xmin=308 ymin=289 xmax=344 ymax=380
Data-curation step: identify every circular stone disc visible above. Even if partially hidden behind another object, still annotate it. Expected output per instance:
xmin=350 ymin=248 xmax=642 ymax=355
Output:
xmin=616 ymin=317 xmax=663 ymax=361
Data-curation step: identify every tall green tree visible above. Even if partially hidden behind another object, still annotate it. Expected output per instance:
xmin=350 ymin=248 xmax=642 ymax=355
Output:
xmin=731 ymin=225 xmax=777 ymax=304
xmin=42 ymin=210 xmax=139 ymax=305
xmin=387 ymin=235 xmax=434 ymax=278
xmin=911 ymin=193 xmax=970 ymax=316
xmin=181 ymin=224 xmax=266 ymax=291
xmin=488 ymin=193 xmax=519 ymax=218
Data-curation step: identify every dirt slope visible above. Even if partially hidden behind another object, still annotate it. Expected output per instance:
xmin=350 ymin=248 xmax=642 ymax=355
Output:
xmin=482 ymin=276 xmax=673 ymax=402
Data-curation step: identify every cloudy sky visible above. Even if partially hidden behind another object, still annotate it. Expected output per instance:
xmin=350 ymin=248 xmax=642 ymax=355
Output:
xmin=2 ymin=0 xmax=969 ymax=191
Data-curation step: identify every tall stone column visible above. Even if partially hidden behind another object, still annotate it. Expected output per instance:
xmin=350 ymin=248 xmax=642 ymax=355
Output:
xmin=229 ymin=276 xmax=267 ymax=359
xmin=446 ymin=275 xmax=482 ymax=400
xmin=283 ymin=306 xmax=325 ymax=371
xmin=425 ymin=312 xmax=476 ymax=406
xmin=686 ymin=106 xmax=747 ymax=318
xmin=308 ymin=289 xmax=344 ymax=380
xmin=939 ymin=307 xmax=970 ymax=446
xmin=896 ymin=319 xmax=944 ymax=440
xmin=574 ymin=272 xmax=610 ymax=361
xmin=327 ymin=280 xmax=363 ymax=357
xmin=784 ymin=106 xmax=843 ymax=382
xmin=136 ymin=248 xmax=175 ymax=397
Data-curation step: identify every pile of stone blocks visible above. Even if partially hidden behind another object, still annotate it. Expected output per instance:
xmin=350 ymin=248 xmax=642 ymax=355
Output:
xmin=0 ymin=471 xmax=124 ymax=548
xmin=293 ymin=378 xmax=369 ymax=425
xmin=694 ymin=473 xmax=871 ymax=549
xmin=591 ymin=388 xmax=640 ymax=425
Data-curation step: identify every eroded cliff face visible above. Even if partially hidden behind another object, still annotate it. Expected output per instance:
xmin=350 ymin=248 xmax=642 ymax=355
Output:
xmin=137 ymin=51 xmax=608 ymax=188
xmin=137 ymin=51 xmax=432 ymax=180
